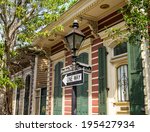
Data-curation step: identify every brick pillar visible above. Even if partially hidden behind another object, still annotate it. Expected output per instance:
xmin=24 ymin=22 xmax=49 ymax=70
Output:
xmin=91 ymin=38 xmax=103 ymax=115
xmin=64 ymin=51 xmax=72 ymax=115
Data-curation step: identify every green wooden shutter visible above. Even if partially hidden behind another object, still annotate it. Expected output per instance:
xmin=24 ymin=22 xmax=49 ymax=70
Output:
xmin=40 ymin=88 xmax=47 ymax=115
xmin=128 ymin=41 xmax=145 ymax=115
xmin=24 ymin=75 xmax=30 ymax=115
xmin=15 ymin=88 xmax=20 ymax=115
xmin=53 ymin=62 xmax=63 ymax=115
xmin=98 ymin=46 xmax=107 ymax=115
xmin=77 ymin=52 xmax=88 ymax=115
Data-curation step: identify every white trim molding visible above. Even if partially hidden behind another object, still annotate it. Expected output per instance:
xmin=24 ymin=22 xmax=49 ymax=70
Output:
xmin=32 ymin=55 xmax=38 ymax=114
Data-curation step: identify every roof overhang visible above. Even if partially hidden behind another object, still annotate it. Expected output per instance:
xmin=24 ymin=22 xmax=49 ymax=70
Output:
xmin=33 ymin=0 xmax=126 ymax=49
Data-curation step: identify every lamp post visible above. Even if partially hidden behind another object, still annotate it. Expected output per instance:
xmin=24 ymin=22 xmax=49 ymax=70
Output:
xmin=65 ymin=20 xmax=85 ymax=115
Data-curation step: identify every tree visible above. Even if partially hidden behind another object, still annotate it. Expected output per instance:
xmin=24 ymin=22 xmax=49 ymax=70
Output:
xmin=122 ymin=0 xmax=150 ymax=43
xmin=107 ymin=0 xmax=150 ymax=46
xmin=0 ymin=0 xmax=78 ymax=115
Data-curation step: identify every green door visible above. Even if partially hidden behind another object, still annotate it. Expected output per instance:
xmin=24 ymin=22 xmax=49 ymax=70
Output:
xmin=40 ymin=88 xmax=47 ymax=115
xmin=77 ymin=52 xmax=88 ymax=115
xmin=98 ymin=46 xmax=107 ymax=115
xmin=128 ymin=39 xmax=145 ymax=114
xmin=53 ymin=62 xmax=63 ymax=115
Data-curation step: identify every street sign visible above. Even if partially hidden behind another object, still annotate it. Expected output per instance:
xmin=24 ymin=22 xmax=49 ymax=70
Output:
xmin=62 ymin=69 xmax=84 ymax=87
xmin=61 ymin=64 xmax=75 ymax=74
xmin=76 ymin=62 xmax=91 ymax=74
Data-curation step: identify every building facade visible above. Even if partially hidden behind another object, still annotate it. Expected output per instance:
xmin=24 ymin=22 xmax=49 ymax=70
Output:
xmin=12 ymin=54 xmax=48 ymax=115
xmin=12 ymin=0 xmax=150 ymax=115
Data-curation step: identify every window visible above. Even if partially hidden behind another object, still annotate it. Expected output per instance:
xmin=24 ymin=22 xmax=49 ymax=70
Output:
xmin=114 ymin=42 xmax=127 ymax=56
xmin=117 ymin=65 xmax=129 ymax=102
xmin=40 ymin=88 xmax=47 ymax=115
xmin=35 ymin=88 xmax=47 ymax=115
xmin=23 ymin=75 xmax=31 ymax=115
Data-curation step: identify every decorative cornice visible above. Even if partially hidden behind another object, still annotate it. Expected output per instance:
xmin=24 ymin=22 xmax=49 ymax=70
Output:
xmin=79 ymin=16 xmax=99 ymax=38
xmin=50 ymin=50 xmax=66 ymax=61
xmin=88 ymin=20 xmax=99 ymax=38
xmin=98 ymin=21 xmax=128 ymax=47
xmin=44 ymin=0 xmax=99 ymax=31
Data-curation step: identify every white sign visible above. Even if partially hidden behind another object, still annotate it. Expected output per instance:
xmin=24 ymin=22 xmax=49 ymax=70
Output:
xmin=62 ymin=69 xmax=84 ymax=87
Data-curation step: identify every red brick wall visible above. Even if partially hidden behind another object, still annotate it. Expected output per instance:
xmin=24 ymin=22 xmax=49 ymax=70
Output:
xmin=98 ymin=11 xmax=123 ymax=32
xmin=51 ymin=42 xmax=65 ymax=55
xmin=64 ymin=51 xmax=72 ymax=115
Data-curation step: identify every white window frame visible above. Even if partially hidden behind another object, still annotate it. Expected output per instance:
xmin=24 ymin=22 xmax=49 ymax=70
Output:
xmin=35 ymin=89 xmax=41 ymax=115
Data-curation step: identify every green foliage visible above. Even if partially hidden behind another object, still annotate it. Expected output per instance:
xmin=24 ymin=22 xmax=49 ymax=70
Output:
xmin=105 ymin=0 xmax=149 ymax=46
xmin=0 ymin=43 xmax=17 ymax=89
xmin=0 ymin=0 xmax=78 ymax=114
xmin=13 ymin=77 xmax=24 ymax=89
xmin=121 ymin=0 xmax=150 ymax=41
xmin=0 ymin=0 xmax=78 ymax=46
xmin=0 ymin=0 xmax=78 ymax=76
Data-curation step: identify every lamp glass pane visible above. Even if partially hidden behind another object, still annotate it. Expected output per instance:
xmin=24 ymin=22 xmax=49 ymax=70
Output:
xmin=66 ymin=35 xmax=73 ymax=50
xmin=75 ymin=34 xmax=84 ymax=50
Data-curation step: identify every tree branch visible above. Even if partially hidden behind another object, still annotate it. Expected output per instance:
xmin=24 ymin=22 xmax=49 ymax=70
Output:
xmin=8 ymin=0 xmax=26 ymax=31
xmin=2 ymin=2 xmax=8 ymax=26
xmin=0 ymin=10 xmax=7 ymax=26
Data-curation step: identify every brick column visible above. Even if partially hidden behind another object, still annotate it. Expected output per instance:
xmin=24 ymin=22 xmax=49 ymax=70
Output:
xmin=64 ymin=51 xmax=72 ymax=115
xmin=91 ymin=38 xmax=103 ymax=115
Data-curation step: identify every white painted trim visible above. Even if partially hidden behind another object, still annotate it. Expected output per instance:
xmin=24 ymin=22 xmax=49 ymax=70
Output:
xmin=92 ymin=91 xmax=99 ymax=93
xmin=78 ymin=38 xmax=92 ymax=52
xmin=32 ymin=55 xmax=38 ymax=114
xmin=11 ymin=66 xmax=31 ymax=78
xmin=92 ymin=70 xmax=98 ymax=72
xmin=92 ymin=50 xmax=98 ymax=54
xmin=92 ymin=63 xmax=98 ymax=67
xmin=92 ymin=42 xmax=103 ymax=47
xmin=92 ymin=56 xmax=98 ymax=60
xmin=34 ymin=89 xmax=41 ymax=115
xmin=50 ymin=50 xmax=66 ymax=61
xmin=92 ymin=77 xmax=99 ymax=80
xmin=141 ymin=39 xmax=150 ymax=114
xmin=92 ymin=84 xmax=99 ymax=87
xmin=92 ymin=98 xmax=98 ymax=101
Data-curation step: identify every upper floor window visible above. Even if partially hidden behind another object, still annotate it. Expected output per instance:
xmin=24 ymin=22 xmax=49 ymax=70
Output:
xmin=114 ymin=42 xmax=127 ymax=56
xmin=117 ymin=64 xmax=129 ymax=102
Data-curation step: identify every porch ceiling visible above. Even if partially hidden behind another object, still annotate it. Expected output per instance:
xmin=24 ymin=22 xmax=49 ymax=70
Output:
xmin=34 ymin=0 xmax=126 ymax=50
